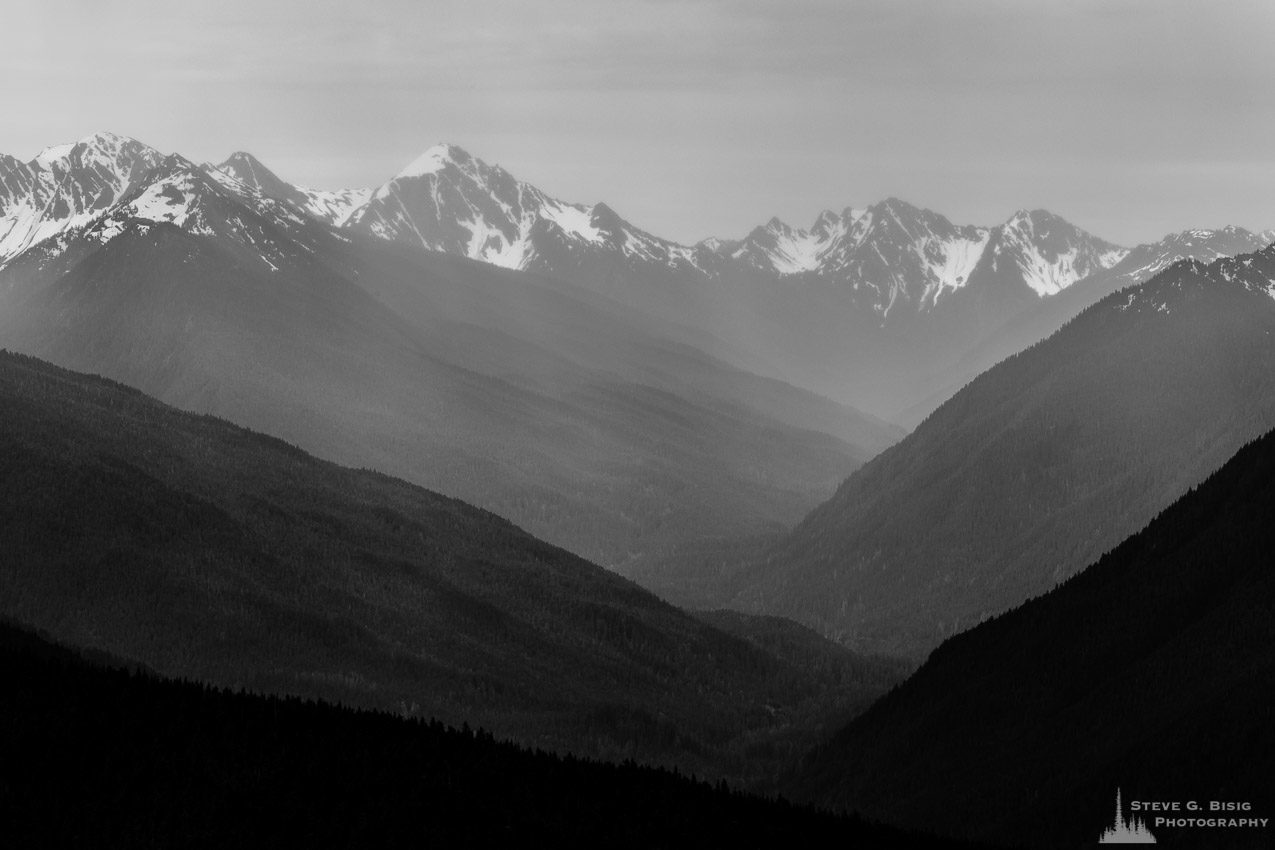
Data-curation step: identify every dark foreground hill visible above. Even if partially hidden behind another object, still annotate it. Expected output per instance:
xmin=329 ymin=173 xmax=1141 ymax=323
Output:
xmin=793 ymin=429 xmax=1275 ymax=848
xmin=0 ymin=350 xmax=896 ymax=785
xmin=0 ymin=620 xmax=994 ymax=850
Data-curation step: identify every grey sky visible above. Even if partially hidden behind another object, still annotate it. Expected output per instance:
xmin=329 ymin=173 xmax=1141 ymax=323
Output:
xmin=5 ymin=0 xmax=1273 ymax=246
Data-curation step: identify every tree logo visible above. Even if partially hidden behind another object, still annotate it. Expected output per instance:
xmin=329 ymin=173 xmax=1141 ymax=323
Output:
xmin=1099 ymin=788 xmax=1156 ymax=844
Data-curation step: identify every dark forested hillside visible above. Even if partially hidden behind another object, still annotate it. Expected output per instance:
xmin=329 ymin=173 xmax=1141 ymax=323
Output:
xmin=793 ymin=429 xmax=1275 ymax=848
xmin=0 ymin=350 xmax=897 ymax=785
xmin=0 ymin=620 xmax=994 ymax=850
xmin=729 ymin=247 xmax=1275 ymax=656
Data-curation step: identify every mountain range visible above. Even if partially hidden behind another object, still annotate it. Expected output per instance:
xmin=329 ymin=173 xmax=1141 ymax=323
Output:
xmin=4 ymin=130 xmax=1272 ymax=625
xmin=0 ymin=132 xmax=899 ymax=578
xmin=216 ymin=138 xmax=1272 ymax=423
xmin=4 ymin=132 xmax=1270 ymax=425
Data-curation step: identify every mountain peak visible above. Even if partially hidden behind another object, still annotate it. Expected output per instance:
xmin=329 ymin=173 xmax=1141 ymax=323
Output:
xmin=215 ymin=151 xmax=287 ymax=194
xmin=32 ymin=131 xmax=149 ymax=168
xmin=155 ymin=152 xmax=200 ymax=174
xmin=1003 ymin=208 xmax=1066 ymax=230
xmin=396 ymin=143 xmax=468 ymax=180
xmin=812 ymin=209 xmax=841 ymax=229
xmin=220 ymin=150 xmax=267 ymax=170
xmin=873 ymin=197 xmax=922 ymax=215
xmin=77 ymin=130 xmax=141 ymax=149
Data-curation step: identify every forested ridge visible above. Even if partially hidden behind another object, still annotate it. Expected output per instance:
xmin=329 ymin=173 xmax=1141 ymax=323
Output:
xmin=0 ymin=620 xmax=993 ymax=849
xmin=0 ymin=349 xmax=898 ymax=787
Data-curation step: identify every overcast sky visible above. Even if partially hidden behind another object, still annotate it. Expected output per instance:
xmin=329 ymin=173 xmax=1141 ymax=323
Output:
xmin=5 ymin=0 xmax=1273 ymax=245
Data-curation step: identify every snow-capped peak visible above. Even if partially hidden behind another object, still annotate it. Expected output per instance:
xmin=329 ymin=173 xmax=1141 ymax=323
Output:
xmin=0 ymin=131 xmax=167 ymax=265
xmin=347 ymin=142 xmax=704 ymax=273
xmin=218 ymin=151 xmax=274 ymax=186
xmin=988 ymin=208 xmax=1127 ymax=297
xmin=29 ymin=131 xmax=157 ymax=174
xmin=396 ymin=143 xmax=462 ymax=180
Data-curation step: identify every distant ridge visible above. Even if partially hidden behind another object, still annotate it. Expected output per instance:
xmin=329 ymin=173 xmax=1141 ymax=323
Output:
xmin=0 ymin=349 xmax=900 ymax=782
xmin=728 ymin=242 xmax=1275 ymax=656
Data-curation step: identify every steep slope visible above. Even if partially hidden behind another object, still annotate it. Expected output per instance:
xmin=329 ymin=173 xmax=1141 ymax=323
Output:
xmin=966 ymin=208 xmax=1126 ymax=298
xmin=730 ymin=245 xmax=1275 ymax=656
xmin=0 ymin=351 xmax=900 ymax=783
xmin=897 ymin=225 xmax=1275 ymax=426
xmin=0 ymin=148 xmax=895 ymax=579
xmin=794 ymin=428 xmax=1275 ymax=848
xmin=211 ymin=150 xmax=370 ymax=226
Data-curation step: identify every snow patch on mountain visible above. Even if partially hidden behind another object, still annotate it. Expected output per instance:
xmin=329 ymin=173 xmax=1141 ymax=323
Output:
xmin=994 ymin=210 xmax=1128 ymax=297
xmin=541 ymin=199 xmax=603 ymax=244
xmin=1106 ymin=226 xmax=1275 ymax=287
xmin=349 ymin=143 xmax=703 ymax=273
xmin=298 ymin=187 xmax=371 ymax=227
xmin=923 ymin=230 xmax=991 ymax=304
xmin=729 ymin=209 xmax=866 ymax=275
xmin=124 ymin=174 xmax=212 ymax=234
xmin=34 ymin=143 xmax=74 ymax=167
xmin=206 ymin=152 xmax=372 ymax=228
xmin=0 ymin=131 xmax=165 ymax=266
xmin=1019 ymin=244 xmax=1085 ymax=297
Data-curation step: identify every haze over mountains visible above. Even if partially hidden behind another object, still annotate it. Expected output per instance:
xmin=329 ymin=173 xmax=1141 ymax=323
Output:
xmin=0 ymin=131 xmax=898 ymax=577
xmin=901 ymin=223 xmax=1275 ymax=426
xmin=0 ymin=350 xmax=901 ymax=784
xmin=6 ymin=131 xmax=1269 ymax=428
xmin=3 ymin=130 xmax=1272 ymax=617
xmin=725 ymin=246 xmax=1275 ymax=656
xmin=217 ymin=134 xmax=1272 ymax=420
xmin=3 ymin=131 xmax=1271 ymax=571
